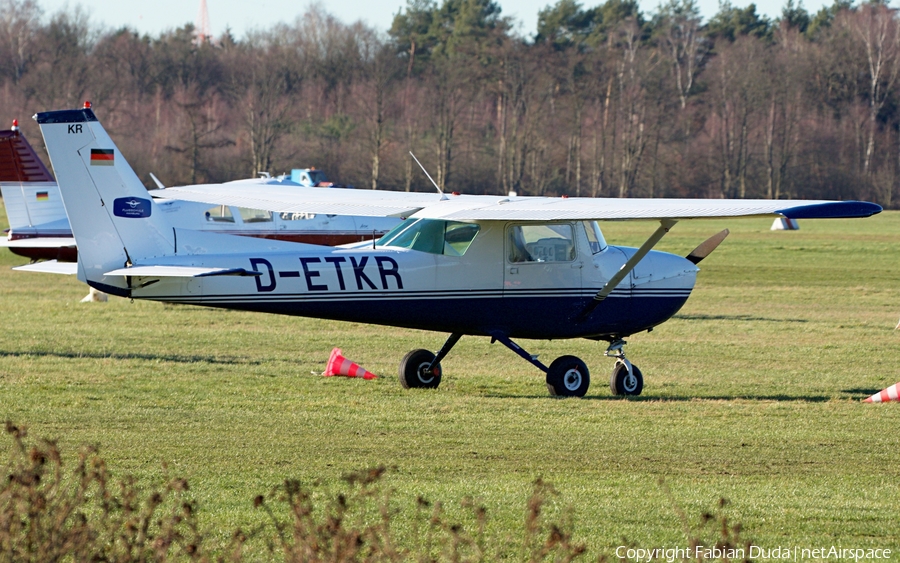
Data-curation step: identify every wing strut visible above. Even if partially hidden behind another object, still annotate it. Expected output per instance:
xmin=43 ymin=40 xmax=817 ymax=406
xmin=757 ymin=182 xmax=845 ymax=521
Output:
xmin=579 ymin=219 xmax=678 ymax=318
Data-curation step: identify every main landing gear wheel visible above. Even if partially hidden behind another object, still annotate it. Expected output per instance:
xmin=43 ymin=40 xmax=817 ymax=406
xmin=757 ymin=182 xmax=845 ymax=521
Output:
xmin=610 ymin=360 xmax=643 ymax=396
xmin=399 ymin=349 xmax=442 ymax=389
xmin=546 ymin=355 xmax=590 ymax=398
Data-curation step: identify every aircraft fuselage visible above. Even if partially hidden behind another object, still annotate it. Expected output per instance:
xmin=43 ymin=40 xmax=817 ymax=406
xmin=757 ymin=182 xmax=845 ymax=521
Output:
xmin=107 ymin=220 xmax=698 ymax=340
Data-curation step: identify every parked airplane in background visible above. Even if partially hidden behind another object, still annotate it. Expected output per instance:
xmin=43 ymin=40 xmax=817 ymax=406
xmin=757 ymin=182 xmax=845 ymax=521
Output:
xmin=1 ymin=122 xmax=397 ymax=268
xmin=35 ymin=106 xmax=882 ymax=397
xmin=0 ymin=121 xmax=76 ymax=261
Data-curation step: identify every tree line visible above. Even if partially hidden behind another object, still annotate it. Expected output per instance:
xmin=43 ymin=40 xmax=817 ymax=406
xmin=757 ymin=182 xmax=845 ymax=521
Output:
xmin=1 ymin=0 xmax=898 ymax=208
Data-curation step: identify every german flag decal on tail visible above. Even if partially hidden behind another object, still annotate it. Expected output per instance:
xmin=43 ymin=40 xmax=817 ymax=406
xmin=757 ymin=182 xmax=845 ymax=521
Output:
xmin=90 ymin=148 xmax=114 ymax=166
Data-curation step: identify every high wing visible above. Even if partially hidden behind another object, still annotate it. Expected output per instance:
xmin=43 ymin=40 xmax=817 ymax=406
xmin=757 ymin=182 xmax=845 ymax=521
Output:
xmin=151 ymin=183 xmax=439 ymax=218
xmin=152 ymin=184 xmax=882 ymax=221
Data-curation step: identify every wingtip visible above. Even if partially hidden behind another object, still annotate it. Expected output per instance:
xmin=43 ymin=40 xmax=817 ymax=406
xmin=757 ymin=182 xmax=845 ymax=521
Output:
xmin=778 ymin=201 xmax=882 ymax=219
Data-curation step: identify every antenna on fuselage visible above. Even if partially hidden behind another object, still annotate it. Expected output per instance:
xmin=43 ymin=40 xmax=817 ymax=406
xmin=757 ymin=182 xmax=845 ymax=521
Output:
xmin=409 ymin=151 xmax=448 ymax=201
xmin=149 ymin=173 xmax=166 ymax=190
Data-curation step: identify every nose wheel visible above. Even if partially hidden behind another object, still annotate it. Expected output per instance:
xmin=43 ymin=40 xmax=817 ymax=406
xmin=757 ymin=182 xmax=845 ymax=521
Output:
xmin=605 ymin=339 xmax=643 ymax=396
xmin=610 ymin=359 xmax=643 ymax=395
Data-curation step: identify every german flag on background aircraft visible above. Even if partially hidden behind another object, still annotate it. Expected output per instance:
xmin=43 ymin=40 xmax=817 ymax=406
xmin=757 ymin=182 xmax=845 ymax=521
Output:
xmin=36 ymin=191 xmax=49 ymax=201
xmin=90 ymin=148 xmax=114 ymax=166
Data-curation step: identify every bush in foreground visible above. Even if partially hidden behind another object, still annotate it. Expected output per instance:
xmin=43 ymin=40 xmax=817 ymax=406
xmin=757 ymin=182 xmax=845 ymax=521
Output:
xmin=0 ymin=422 xmax=750 ymax=562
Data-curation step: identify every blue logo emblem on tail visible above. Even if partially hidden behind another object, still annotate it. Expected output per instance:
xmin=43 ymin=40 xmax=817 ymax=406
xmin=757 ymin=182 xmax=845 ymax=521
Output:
xmin=113 ymin=197 xmax=152 ymax=218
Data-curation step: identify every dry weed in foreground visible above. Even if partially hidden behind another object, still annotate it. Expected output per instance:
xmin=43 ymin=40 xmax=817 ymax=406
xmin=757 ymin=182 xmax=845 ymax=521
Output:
xmin=0 ymin=422 xmax=589 ymax=562
xmin=656 ymin=478 xmax=753 ymax=563
xmin=1 ymin=422 xmax=753 ymax=562
xmin=0 ymin=421 xmax=215 ymax=562
xmin=253 ymin=469 xmax=588 ymax=562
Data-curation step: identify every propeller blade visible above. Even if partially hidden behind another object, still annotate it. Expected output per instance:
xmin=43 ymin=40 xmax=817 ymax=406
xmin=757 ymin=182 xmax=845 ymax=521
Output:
xmin=686 ymin=229 xmax=729 ymax=264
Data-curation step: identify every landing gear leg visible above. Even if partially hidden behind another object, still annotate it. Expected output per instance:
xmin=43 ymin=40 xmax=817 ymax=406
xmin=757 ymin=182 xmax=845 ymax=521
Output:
xmin=430 ymin=332 xmax=462 ymax=370
xmin=489 ymin=331 xmax=590 ymax=398
xmin=398 ymin=333 xmax=462 ymax=390
xmin=605 ymin=339 xmax=643 ymax=396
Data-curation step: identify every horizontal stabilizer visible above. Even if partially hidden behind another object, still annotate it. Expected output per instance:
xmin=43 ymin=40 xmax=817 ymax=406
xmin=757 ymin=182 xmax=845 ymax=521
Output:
xmin=686 ymin=229 xmax=729 ymax=265
xmin=0 ymin=237 xmax=76 ymax=248
xmin=103 ymin=265 xmax=263 ymax=278
xmin=13 ymin=260 xmax=77 ymax=275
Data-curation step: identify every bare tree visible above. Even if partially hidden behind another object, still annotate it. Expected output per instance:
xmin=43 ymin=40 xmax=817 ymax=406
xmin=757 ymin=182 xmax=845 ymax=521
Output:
xmin=657 ymin=0 xmax=706 ymax=112
xmin=707 ymin=37 xmax=769 ymax=198
xmin=355 ymin=33 xmax=401 ymax=189
xmin=21 ymin=8 xmax=95 ymax=109
xmin=226 ymin=35 xmax=298 ymax=177
xmin=166 ymin=86 xmax=235 ymax=183
xmin=839 ymin=3 xmax=900 ymax=178
xmin=614 ymin=19 xmax=654 ymax=198
xmin=0 ymin=0 xmax=42 ymax=84
xmin=763 ymin=25 xmax=807 ymax=199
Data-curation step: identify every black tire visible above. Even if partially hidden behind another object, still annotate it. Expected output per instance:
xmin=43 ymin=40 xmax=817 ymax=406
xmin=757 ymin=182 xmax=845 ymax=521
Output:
xmin=545 ymin=355 xmax=590 ymax=397
xmin=610 ymin=361 xmax=643 ymax=396
xmin=399 ymin=349 xmax=442 ymax=389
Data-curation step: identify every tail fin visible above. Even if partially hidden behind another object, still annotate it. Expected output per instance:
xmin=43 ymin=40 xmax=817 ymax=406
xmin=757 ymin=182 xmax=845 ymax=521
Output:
xmin=0 ymin=126 xmax=65 ymax=232
xmin=35 ymin=107 xmax=174 ymax=293
xmin=0 ymin=126 xmax=54 ymax=182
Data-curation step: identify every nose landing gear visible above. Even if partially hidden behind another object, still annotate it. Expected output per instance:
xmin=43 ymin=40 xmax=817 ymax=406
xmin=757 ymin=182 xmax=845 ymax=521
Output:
xmin=605 ymin=339 xmax=643 ymax=396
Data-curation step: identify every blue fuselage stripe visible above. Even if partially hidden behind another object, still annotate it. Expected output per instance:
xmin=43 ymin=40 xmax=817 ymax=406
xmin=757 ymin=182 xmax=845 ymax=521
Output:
xmin=152 ymin=292 xmax=691 ymax=339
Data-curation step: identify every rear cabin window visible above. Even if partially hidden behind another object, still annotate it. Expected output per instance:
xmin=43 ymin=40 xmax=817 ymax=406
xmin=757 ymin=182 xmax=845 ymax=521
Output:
xmin=205 ymin=205 xmax=234 ymax=223
xmin=377 ymin=218 xmax=480 ymax=256
xmin=508 ymin=224 xmax=576 ymax=263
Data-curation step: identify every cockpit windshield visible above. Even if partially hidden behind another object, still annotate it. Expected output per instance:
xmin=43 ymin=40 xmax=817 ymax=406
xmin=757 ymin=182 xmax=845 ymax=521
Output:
xmin=376 ymin=218 xmax=481 ymax=256
xmin=308 ymin=170 xmax=328 ymax=185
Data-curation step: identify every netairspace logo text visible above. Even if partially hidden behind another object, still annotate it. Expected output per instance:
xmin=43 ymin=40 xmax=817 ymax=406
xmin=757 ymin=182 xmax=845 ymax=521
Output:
xmin=615 ymin=545 xmax=893 ymax=562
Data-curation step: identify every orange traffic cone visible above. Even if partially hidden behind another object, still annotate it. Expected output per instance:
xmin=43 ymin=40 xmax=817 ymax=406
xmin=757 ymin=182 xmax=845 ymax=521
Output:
xmin=324 ymin=348 xmax=377 ymax=380
xmin=863 ymin=382 xmax=900 ymax=403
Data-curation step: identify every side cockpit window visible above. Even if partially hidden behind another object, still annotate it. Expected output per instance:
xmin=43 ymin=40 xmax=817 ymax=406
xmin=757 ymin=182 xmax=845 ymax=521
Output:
xmin=377 ymin=219 xmax=480 ymax=256
xmin=508 ymin=224 xmax=576 ymax=263
xmin=583 ymin=220 xmax=608 ymax=254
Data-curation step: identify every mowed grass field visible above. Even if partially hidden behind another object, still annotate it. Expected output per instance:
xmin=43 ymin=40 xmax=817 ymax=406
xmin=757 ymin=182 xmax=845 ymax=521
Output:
xmin=1 ymin=199 xmax=899 ymax=558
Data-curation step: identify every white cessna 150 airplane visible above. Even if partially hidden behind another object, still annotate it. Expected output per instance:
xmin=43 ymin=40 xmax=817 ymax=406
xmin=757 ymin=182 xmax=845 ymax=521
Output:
xmin=35 ymin=107 xmax=882 ymax=397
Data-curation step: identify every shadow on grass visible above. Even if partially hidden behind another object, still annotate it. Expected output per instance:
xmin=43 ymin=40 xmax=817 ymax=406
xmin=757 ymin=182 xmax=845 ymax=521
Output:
xmin=482 ymin=392 xmax=832 ymax=402
xmin=0 ymin=349 xmax=261 ymax=365
xmin=842 ymin=388 xmax=881 ymax=397
xmin=674 ymin=313 xmax=809 ymax=323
